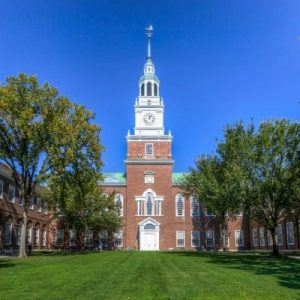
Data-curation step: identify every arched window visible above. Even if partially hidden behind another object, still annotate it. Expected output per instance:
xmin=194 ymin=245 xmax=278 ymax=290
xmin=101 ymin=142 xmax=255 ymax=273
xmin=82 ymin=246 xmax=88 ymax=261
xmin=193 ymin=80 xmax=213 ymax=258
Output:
xmin=154 ymin=83 xmax=158 ymax=96
xmin=140 ymin=83 xmax=145 ymax=96
xmin=144 ymin=223 xmax=155 ymax=230
xmin=176 ymin=194 xmax=185 ymax=217
xmin=147 ymin=82 xmax=152 ymax=96
xmin=114 ymin=193 xmax=124 ymax=217
xmin=146 ymin=192 xmax=153 ymax=215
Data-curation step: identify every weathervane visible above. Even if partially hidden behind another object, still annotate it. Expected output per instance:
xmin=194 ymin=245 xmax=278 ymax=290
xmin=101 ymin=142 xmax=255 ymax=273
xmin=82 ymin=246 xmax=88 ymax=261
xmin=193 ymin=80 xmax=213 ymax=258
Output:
xmin=146 ymin=25 xmax=153 ymax=58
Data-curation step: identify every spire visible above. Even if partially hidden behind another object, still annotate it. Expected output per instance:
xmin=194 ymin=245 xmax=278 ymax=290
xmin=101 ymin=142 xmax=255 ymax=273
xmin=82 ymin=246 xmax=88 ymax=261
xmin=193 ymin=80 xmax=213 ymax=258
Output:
xmin=146 ymin=25 xmax=153 ymax=58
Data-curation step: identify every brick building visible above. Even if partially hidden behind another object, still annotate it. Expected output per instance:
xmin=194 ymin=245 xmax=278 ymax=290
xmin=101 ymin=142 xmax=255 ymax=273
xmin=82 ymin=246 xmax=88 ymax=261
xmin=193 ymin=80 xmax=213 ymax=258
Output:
xmin=0 ymin=27 xmax=299 ymax=252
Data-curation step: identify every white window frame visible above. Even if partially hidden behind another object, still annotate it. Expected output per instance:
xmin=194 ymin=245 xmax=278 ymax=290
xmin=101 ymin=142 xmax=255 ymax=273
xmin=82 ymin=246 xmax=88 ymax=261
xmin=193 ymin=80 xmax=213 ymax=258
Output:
xmin=114 ymin=230 xmax=123 ymax=248
xmin=84 ymin=230 xmax=93 ymax=246
xmin=223 ymin=231 xmax=229 ymax=247
xmin=206 ymin=230 xmax=215 ymax=247
xmin=27 ymin=226 xmax=32 ymax=245
xmin=144 ymin=174 xmax=154 ymax=184
xmin=114 ymin=193 xmax=124 ymax=217
xmin=69 ymin=229 xmax=76 ymax=246
xmin=286 ymin=222 xmax=294 ymax=245
xmin=252 ymin=228 xmax=258 ymax=247
xmin=55 ymin=229 xmax=64 ymax=246
xmin=176 ymin=230 xmax=185 ymax=248
xmin=99 ymin=230 xmax=108 ymax=248
xmin=175 ymin=194 xmax=185 ymax=217
xmin=191 ymin=230 xmax=200 ymax=247
xmin=267 ymin=230 xmax=273 ymax=246
xmin=37 ymin=197 xmax=42 ymax=212
xmin=43 ymin=202 xmax=48 ymax=214
xmin=42 ymin=228 xmax=47 ymax=247
xmin=15 ymin=224 xmax=21 ymax=245
xmin=259 ymin=227 xmax=265 ymax=247
xmin=8 ymin=185 xmax=15 ymax=203
xmin=277 ymin=224 xmax=283 ymax=245
xmin=4 ymin=222 xmax=12 ymax=245
xmin=235 ymin=230 xmax=244 ymax=247
xmin=205 ymin=208 xmax=215 ymax=217
xmin=190 ymin=196 xmax=200 ymax=217
xmin=29 ymin=197 xmax=34 ymax=210
xmin=34 ymin=227 xmax=40 ymax=247
xmin=145 ymin=143 xmax=153 ymax=156
xmin=0 ymin=180 xmax=3 ymax=199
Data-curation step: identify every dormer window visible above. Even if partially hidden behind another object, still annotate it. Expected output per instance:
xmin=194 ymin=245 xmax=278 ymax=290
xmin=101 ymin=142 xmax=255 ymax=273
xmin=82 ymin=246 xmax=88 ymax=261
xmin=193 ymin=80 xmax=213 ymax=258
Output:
xmin=145 ymin=143 xmax=153 ymax=156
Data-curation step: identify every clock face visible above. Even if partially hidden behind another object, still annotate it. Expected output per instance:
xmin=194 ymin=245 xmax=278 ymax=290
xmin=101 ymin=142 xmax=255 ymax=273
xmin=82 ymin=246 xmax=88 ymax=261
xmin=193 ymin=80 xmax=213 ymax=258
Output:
xmin=143 ymin=113 xmax=155 ymax=126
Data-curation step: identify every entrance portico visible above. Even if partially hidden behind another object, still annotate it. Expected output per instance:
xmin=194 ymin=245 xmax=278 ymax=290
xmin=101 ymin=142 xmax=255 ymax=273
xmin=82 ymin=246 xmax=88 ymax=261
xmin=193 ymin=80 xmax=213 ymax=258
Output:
xmin=139 ymin=217 xmax=160 ymax=251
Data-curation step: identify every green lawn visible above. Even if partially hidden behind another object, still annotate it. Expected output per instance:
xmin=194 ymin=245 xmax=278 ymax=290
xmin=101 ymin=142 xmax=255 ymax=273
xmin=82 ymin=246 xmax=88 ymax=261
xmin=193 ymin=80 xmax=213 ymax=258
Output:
xmin=0 ymin=251 xmax=299 ymax=300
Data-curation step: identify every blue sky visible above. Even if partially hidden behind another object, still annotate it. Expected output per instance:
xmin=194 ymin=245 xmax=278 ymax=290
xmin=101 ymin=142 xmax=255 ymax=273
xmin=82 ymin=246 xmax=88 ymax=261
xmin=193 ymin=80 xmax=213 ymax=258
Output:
xmin=0 ymin=1 xmax=299 ymax=172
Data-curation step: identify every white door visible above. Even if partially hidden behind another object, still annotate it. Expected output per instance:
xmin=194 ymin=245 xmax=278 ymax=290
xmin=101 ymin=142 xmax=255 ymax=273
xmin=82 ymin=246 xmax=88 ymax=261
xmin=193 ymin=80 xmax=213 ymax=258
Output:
xmin=143 ymin=232 xmax=156 ymax=250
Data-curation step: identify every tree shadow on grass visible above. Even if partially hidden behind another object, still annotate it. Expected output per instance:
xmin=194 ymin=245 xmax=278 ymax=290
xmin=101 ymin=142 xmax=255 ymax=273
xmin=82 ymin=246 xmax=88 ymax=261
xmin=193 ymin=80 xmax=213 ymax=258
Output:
xmin=0 ymin=259 xmax=17 ymax=269
xmin=168 ymin=252 xmax=300 ymax=290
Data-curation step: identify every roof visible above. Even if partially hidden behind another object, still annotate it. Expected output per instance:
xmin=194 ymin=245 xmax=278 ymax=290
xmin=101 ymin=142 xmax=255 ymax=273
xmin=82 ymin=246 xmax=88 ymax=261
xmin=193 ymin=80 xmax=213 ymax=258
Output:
xmin=103 ymin=172 xmax=187 ymax=186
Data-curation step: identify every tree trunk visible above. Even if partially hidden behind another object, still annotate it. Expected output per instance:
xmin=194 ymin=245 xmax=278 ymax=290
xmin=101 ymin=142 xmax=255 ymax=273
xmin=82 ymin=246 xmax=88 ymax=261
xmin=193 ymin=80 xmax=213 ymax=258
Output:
xmin=271 ymin=229 xmax=279 ymax=256
xmin=18 ymin=211 xmax=28 ymax=258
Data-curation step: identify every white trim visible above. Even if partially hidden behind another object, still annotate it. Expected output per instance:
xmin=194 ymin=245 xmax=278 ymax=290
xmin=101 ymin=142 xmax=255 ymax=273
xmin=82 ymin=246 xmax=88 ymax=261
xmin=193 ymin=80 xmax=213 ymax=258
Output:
xmin=235 ymin=230 xmax=244 ymax=246
xmin=8 ymin=185 xmax=15 ymax=203
xmin=206 ymin=229 xmax=215 ymax=247
xmin=191 ymin=230 xmax=200 ymax=247
xmin=286 ymin=222 xmax=294 ymax=245
xmin=176 ymin=230 xmax=185 ymax=248
xmin=175 ymin=193 xmax=185 ymax=217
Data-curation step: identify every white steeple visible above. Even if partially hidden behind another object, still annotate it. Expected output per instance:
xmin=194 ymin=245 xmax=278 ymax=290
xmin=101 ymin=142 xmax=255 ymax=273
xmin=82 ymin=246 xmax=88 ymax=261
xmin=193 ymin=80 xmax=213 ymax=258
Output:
xmin=131 ymin=25 xmax=166 ymax=137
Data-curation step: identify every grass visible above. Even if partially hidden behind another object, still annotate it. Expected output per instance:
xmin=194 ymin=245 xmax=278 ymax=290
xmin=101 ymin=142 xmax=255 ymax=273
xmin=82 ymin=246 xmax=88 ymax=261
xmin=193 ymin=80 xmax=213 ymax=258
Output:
xmin=0 ymin=251 xmax=299 ymax=300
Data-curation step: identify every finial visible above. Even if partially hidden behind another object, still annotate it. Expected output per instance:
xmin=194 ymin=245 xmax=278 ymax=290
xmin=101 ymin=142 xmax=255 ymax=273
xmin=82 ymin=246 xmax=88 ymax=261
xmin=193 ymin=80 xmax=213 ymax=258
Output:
xmin=146 ymin=25 xmax=153 ymax=58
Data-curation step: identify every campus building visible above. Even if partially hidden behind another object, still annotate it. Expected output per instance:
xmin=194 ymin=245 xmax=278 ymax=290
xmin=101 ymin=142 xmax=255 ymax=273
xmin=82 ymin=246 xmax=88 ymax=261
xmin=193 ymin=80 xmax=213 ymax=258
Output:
xmin=0 ymin=28 xmax=299 ymax=252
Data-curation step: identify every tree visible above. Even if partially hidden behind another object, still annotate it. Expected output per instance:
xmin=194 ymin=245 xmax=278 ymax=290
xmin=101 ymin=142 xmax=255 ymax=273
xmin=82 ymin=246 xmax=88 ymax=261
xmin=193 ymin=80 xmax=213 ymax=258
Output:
xmin=184 ymin=120 xmax=300 ymax=256
xmin=0 ymin=73 xmax=104 ymax=257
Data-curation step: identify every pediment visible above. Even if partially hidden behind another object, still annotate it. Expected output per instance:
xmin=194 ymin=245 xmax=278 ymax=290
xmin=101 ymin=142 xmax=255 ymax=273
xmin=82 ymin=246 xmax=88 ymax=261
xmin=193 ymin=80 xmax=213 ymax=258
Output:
xmin=138 ymin=217 xmax=161 ymax=226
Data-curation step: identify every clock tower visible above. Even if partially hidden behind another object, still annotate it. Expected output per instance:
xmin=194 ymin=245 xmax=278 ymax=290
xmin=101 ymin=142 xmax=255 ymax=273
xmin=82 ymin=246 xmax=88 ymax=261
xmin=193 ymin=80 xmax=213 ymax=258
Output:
xmin=125 ymin=25 xmax=174 ymax=250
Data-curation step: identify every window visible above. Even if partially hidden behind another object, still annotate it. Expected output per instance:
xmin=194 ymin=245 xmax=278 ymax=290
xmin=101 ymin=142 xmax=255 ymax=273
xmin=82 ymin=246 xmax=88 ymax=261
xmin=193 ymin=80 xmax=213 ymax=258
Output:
xmin=84 ymin=230 xmax=93 ymax=246
xmin=190 ymin=196 xmax=200 ymax=217
xmin=55 ymin=229 xmax=64 ymax=246
xmin=37 ymin=197 xmax=42 ymax=212
xmin=8 ymin=185 xmax=15 ymax=203
xmin=144 ymin=223 xmax=155 ymax=230
xmin=267 ymin=230 xmax=273 ymax=246
xmin=114 ymin=193 xmax=124 ymax=217
xmin=34 ymin=226 xmax=40 ymax=247
xmin=191 ymin=230 xmax=200 ymax=247
xmin=29 ymin=197 xmax=34 ymax=210
xmin=15 ymin=224 xmax=21 ymax=245
xmin=176 ymin=231 xmax=185 ymax=247
xmin=146 ymin=192 xmax=153 ymax=216
xmin=137 ymin=200 xmax=143 ymax=216
xmin=4 ymin=222 xmax=12 ymax=245
xmin=99 ymin=231 xmax=108 ymax=249
xmin=206 ymin=230 xmax=215 ymax=247
xmin=154 ymin=83 xmax=158 ymax=96
xmin=252 ymin=228 xmax=258 ymax=247
xmin=155 ymin=200 xmax=161 ymax=216
xmin=0 ymin=180 xmax=3 ymax=199
xmin=114 ymin=231 xmax=123 ymax=248
xmin=277 ymin=224 xmax=283 ymax=245
xmin=147 ymin=82 xmax=152 ymax=96
xmin=286 ymin=222 xmax=294 ymax=245
xmin=235 ymin=230 xmax=244 ymax=246
xmin=27 ymin=225 xmax=32 ymax=245
xmin=176 ymin=194 xmax=185 ymax=217
xmin=205 ymin=209 xmax=214 ymax=217
xmin=69 ymin=229 xmax=76 ymax=246
xmin=144 ymin=175 xmax=154 ymax=184
xmin=140 ymin=83 xmax=145 ymax=96
xmin=223 ymin=231 xmax=229 ymax=247
xmin=19 ymin=196 xmax=24 ymax=206
xmin=42 ymin=227 xmax=47 ymax=247
xmin=145 ymin=143 xmax=153 ymax=156
xmin=259 ymin=227 xmax=265 ymax=246
xmin=43 ymin=202 xmax=48 ymax=214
